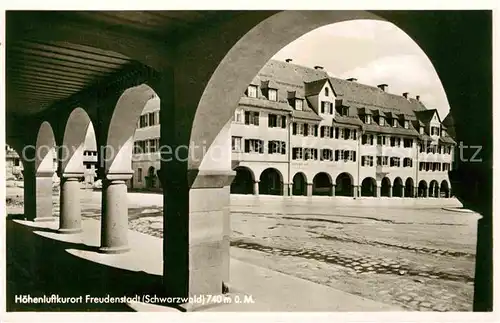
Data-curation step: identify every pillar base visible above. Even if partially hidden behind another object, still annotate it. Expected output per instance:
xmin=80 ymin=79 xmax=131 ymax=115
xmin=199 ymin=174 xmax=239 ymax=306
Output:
xmin=33 ymin=217 xmax=56 ymax=222
xmin=58 ymin=227 xmax=83 ymax=234
xmin=98 ymin=245 xmax=131 ymax=254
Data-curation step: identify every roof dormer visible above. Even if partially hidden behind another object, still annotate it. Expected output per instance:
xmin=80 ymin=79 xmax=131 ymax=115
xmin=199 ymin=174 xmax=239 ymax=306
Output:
xmin=261 ymin=80 xmax=279 ymax=101
xmin=288 ymin=91 xmax=304 ymax=110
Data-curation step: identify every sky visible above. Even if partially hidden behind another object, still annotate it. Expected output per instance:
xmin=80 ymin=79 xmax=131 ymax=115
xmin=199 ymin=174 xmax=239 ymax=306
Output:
xmin=272 ymin=19 xmax=450 ymax=119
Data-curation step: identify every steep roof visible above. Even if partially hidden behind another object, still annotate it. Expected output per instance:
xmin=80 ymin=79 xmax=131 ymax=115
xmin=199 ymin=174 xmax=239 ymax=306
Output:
xmin=414 ymin=109 xmax=437 ymax=124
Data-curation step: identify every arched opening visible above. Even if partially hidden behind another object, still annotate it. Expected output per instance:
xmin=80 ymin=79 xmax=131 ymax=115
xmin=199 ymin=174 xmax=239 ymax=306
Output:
xmin=292 ymin=172 xmax=307 ymax=196
xmin=230 ymin=166 xmax=255 ymax=194
xmin=392 ymin=177 xmax=404 ymax=198
xmin=418 ymin=180 xmax=428 ymax=198
xmin=380 ymin=177 xmax=391 ymax=197
xmin=146 ymin=166 xmax=157 ymax=189
xmin=440 ymin=180 xmax=450 ymax=198
xmin=335 ymin=172 xmax=353 ymax=197
xmin=405 ymin=178 xmax=415 ymax=198
xmin=429 ymin=180 xmax=439 ymax=198
xmin=361 ymin=177 xmax=377 ymax=197
xmin=312 ymin=172 xmax=332 ymax=196
xmin=259 ymin=168 xmax=283 ymax=195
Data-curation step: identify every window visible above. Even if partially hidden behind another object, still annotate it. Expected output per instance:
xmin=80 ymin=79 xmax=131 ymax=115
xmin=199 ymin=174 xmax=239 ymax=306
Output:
xmin=321 ymin=149 xmax=333 ymax=161
xmin=149 ymin=112 xmax=156 ymax=126
xmin=324 ymin=87 xmax=329 ymax=96
xmin=149 ymin=139 xmax=157 ymax=153
xmin=139 ymin=115 xmax=148 ymax=128
xmin=268 ymin=141 xmax=286 ymax=154
xmin=320 ymin=126 xmax=333 ymax=138
xmin=292 ymin=147 xmax=303 ymax=160
xmin=404 ymin=120 xmax=410 ymax=129
xmin=268 ymin=88 xmax=278 ymax=101
xmin=431 ymin=126 xmax=440 ymax=136
xmin=362 ymin=134 xmax=374 ymax=145
xmin=335 ymin=128 xmax=344 ymax=139
xmin=377 ymin=135 xmax=387 ymax=146
xmin=138 ymin=168 xmax=142 ymax=182
xmin=248 ymin=85 xmax=258 ymax=98
xmin=349 ymin=129 xmax=357 ymax=140
xmin=377 ymin=156 xmax=389 ymax=166
xmin=14 ymin=159 xmax=20 ymax=166
xmin=234 ymin=109 xmax=243 ymax=123
xmin=321 ymin=101 xmax=333 ymax=114
xmin=419 ymin=162 xmax=425 ymax=171
xmin=403 ymin=138 xmax=413 ymax=148
xmin=441 ymin=129 xmax=447 ymax=137
xmin=443 ymin=163 xmax=451 ymax=171
xmin=361 ymin=156 xmax=374 ymax=167
xmin=392 ymin=119 xmax=398 ymax=127
xmin=341 ymin=107 xmax=349 ymax=116
xmin=365 ymin=115 xmax=371 ymax=124
xmin=232 ymin=136 xmax=242 ymax=152
xmin=420 ymin=127 xmax=424 ymax=134
xmin=268 ymin=114 xmax=278 ymax=128
xmin=390 ymin=157 xmax=401 ymax=167
xmin=379 ymin=117 xmax=386 ymax=126
xmin=295 ymin=99 xmax=303 ymax=111
xmin=86 ymin=163 xmax=91 ymax=169
xmin=244 ymin=139 xmax=264 ymax=153
xmin=293 ymin=122 xmax=305 ymax=136
xmin=244 ymin=111 xmax=260 ymax=126
xmin=335 ymin=150 xmax=356 ymax=162
xmin=304 ymin=148 xmax=318 ymax=160
xmin=403 ymin=158 xmax=413 ymax=167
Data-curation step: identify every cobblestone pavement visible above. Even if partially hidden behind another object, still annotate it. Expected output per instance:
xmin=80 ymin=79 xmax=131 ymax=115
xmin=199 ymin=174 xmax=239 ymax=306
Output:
xmin=6 ymin=189 xmax=479 ymax=311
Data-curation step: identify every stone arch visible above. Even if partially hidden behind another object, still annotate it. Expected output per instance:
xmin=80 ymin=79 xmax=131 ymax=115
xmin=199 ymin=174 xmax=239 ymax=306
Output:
xmin=418 ymin=180 xmax=428 ymax=198
xmin=405 ymin=177 xmax=415 ymax=198
xmin=312 ymin=172 xmax=332 ymax=196
xmin=393 ymin=177 xmax=404 ymax=198
xmin=188 ymin=11 xmax=389 ymax=171
xmin=429 ymin=180 xmax=440 ymax=198
xmin=440 ymin=180 xmax=450 ymax=198
xmin=335 ymin=172 xmax=353 ymax=197
xmin=105 ymin=84 xmax=158 ymax=174
xmin=381 ymin=177 xmax=391 ymax=197
xmin=231 ymin=166 xmax=255 ymax=195
xmin=292 ymin=172 xmax=307 ymax=196
xmin=60 ymin=108 xmax=94 ymax=175
xmin=259 ymin=167 xmax=283 ymax=195
xmin=361 ymin=177 xmax=377 ymax=197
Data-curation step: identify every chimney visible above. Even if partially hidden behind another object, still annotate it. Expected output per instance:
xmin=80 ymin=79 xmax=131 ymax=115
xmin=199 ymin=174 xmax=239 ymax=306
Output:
xmin=377 ymin=84 xmax=388 ymax=92
xmin=314 ymin=65 xmax=323 ymax=70
xmin=285 ymin=58 xmax=293 ymax=63
xmin=416 ymin=95 xmax=420 ymax=101
xmin=403 ymin=92 xmax=409 ymax=98
xmin=346 ymin=77 xmax=358 ymax=82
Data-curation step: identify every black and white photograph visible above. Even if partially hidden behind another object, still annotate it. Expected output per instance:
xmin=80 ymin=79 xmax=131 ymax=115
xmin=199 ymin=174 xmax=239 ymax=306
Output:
xmin=0 ymin=3 xmax=496 ymax=322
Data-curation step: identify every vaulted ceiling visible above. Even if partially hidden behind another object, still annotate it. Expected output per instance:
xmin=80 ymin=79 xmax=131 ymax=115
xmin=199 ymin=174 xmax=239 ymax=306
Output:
xmin=6 ymin=11 xmax=241 ymax=116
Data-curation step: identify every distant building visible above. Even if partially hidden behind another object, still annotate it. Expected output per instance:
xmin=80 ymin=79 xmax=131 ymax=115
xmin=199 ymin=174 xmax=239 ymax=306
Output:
xmin=5 ymin=145 xmax=23 ymax=180
xmin=129 ymin=59 xmax=456 ymax=198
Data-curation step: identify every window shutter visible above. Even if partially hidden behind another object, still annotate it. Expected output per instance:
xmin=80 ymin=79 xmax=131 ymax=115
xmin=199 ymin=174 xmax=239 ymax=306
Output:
xmin=329 ymin=127 xmax=333 ymax=138
xmin=268 ymin=115 xmax=273 ymax=127
xmin=320 ymin=126 xmax=324 ymax=138
xmin=321 ymin=102 xmax=325 ymax=113
xmin=292 ymin=123 xmax=297 ymax=135
xmin=244 ymin=111 xmax=250 ymax=124
xmin=304 ymin=124 xmax=309 ymax=136
xmin=281 ymin=142 xmax=286 ymax=155
xmin=329 ymin=103 xmax=333 ymax=115
xmin=353 ymin=151 xmax=356 ymax=162
xmin=314 ymin=125 xmax=318 ymax=137
xmin=335 ymin=128 xmax=339 ymax=139
xmin=255 ymin=113 xmax=260 ymax=126
xmin=244 ymin=140 xmax=250 ymax=153
xmin=268 ymin=141 xmax=272 ymax=154
xmin=281 ymin=116 xmax=287 ymax=128
xmin=335 ymin=150 xmax=339 ymax=161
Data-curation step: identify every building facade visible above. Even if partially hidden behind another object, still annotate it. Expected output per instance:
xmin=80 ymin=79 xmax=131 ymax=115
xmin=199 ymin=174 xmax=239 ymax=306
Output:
xmin=130 ymin=59 xmax=456 ymax=198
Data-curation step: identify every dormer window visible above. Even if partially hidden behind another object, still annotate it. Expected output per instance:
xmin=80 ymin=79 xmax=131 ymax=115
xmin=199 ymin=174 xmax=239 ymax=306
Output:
xmin=420 ymin=126 xmax=424 ymax=134
xmin=341 ymin=107 xmax=348 ymax=117
xmin=441 ymin=129 xmax=447 ymax=137
xmin=248 ymin=85 xmax=258 ymax=98
xmin=325 ymin=87 xmax=329 ymax=97
xmin=379 ymin=117 xmax=386 ymax=126
xmin=392 ymin=119 xmax=398 ymax=127
xmin=295 ymin=99 xmax=303 ymax=111
xmin=404 ymin=120 xmax=410 ymax=129
xmin=268 ymin=88 xmax=278 ymax=101
xmin=365 ymin=115 xmax=371 ymax=124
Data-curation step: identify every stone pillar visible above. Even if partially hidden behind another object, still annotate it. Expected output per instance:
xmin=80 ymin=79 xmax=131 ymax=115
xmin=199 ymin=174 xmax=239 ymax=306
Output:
xmin=437 ymin=188 xmax=441 ymax=198
xmin=376 ymin=186 xmax=381 ymax=198
xmin=306 ymin=183 xmax=313 ymax=196
xmin=287 ymin=183 xmax=293 ymax=196
xmin=161 ymin=169 xmax=235 ymax=299
xmin=283 ymin=183 xmax=289 ymax=196
xmin=353 ymin=185 xmax=359 ymax=198
xmin=414 ymin=187 xmax=419 ymax=198
xmin=428 ymin=187 xmax=433 ymax=198
xmin=99 ymin=173 xmax=132 ymax=254
xmin=58 ymin=173 xmax=83 ymax=233
xmin=388 ymin=185 xmax=393 ymax=198
xmin=21 ymin=163 xmax=36 ymax=220
xmin=31 ymin=170 xmax=55 ymax=222
xmin=253 ymin=180 xmax=259 ymax=196
xmin=330 ymin=184 xmax=335 ymax=196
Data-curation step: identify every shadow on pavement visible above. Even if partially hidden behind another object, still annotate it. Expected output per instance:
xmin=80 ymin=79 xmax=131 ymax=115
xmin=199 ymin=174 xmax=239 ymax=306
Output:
xmin=6 ymin=216 xmax=165 ymax=312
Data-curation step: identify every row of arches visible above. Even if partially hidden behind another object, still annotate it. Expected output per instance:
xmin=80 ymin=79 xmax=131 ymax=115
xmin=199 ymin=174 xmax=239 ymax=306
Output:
xmin=230 ymin=166 xmax=451 ymax=198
